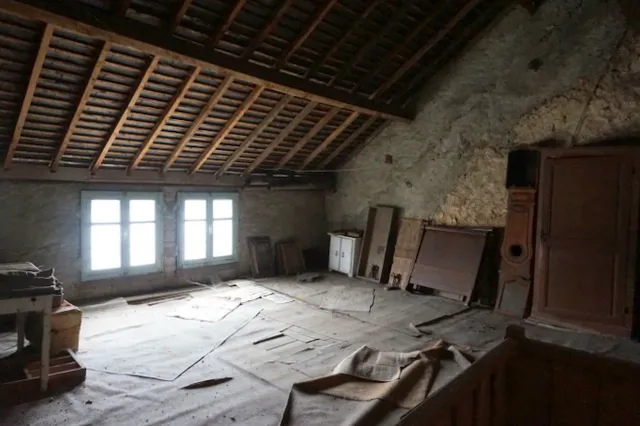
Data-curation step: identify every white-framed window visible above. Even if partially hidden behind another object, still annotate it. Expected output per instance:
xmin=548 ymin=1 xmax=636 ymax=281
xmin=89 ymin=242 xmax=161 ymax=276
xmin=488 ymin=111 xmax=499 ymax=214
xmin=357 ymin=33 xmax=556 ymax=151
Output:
xmin=81 ymin=191 xmax=163 ymax=280
xmin=178 ymin=192 xmax=238 ymax=267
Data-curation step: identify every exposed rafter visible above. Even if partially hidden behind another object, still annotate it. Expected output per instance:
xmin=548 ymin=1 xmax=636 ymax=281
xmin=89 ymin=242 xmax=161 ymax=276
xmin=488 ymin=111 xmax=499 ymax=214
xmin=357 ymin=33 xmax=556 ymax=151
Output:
xmin=50 ymin=40 xmax=111 ymax=172
xmin=171 ymin=0 xmax=194 ymax=32
xmin=209 ymin=0 xmax=248 ymax=48
xmin=117 ymin=0 xmax=131 ymax=17
xmin=278 ymin=108 xmax=339 ymax=169
xmin=3 ymin=23 xmax=54 ymax=170
xmin=244 ymin=101 xmax=318 ymax=175
xmin=91 ymin=55 xmax=160 ymax=172
xmin=350 ymin=5 xmax=437 ymax=95
xmin=216 ymin=94 xmax=293 ymax=176
xmin=163 ymin=74 xmax=234 ymax=173
xmin=190 ymin=85 xmax=265 ymax=174
xmin=276 ymin=0 xmax=338 ymax=70
xmin=328 ymin=3 xmax=407 ymax=87
xmin=304 ymin=1 xmax=380 ymax=80
xmin=242 ymin=0 xmax=294 ymax=60
xmin=336 ymin=119 xmax=389 ymax=168
xmin=319 ymin=116 xmax=378 ymax=168
xmin=302 ymin=111 xmax=358 ymax=169
xmin=0 ymin=1 xmax=413 ymax=122
xmin=129 ymin=65 xmax=201 ymax=172
xmin=370 ymin=0 xmax=483 ymax=100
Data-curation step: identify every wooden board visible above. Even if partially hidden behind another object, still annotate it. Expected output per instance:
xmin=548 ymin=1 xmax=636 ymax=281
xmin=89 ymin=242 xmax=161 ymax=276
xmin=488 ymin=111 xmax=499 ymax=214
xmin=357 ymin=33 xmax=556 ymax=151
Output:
xmin=356 ymin=206 xmax=398 ymax=283
xmin=389 ymin=218 xmax=423 ymax=290
xmin=276 ymin=241 xmax=306 ymax=275
xmin=410 ymin=226 xmax=488 ymax=303
xmin=532 ymin=150 xmax=638 ymax=336
xmin=247 ymin=236 xmax=275 ymax=278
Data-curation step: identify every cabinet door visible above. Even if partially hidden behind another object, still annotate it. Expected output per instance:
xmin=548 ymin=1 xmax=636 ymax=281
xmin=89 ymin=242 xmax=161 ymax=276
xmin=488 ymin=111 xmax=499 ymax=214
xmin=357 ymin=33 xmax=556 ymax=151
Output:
xmin=533 ymin=155 xmax=635 ymax=335
xmin=329 ymin=235 xmax=341 ymax=271
xmin=339 ymin=238 xmax=354 ymax=274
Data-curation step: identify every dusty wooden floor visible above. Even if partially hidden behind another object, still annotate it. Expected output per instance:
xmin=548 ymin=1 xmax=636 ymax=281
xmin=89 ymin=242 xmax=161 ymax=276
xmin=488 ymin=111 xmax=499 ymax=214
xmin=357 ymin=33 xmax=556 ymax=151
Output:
xmin=2 ymin=272 xmax=640 ymax=425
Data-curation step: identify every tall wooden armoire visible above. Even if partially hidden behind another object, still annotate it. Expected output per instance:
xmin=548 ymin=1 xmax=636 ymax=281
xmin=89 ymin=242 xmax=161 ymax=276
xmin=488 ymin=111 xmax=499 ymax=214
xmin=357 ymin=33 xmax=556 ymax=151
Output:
xmin=531 ymin=147 xmax=640 ymax=336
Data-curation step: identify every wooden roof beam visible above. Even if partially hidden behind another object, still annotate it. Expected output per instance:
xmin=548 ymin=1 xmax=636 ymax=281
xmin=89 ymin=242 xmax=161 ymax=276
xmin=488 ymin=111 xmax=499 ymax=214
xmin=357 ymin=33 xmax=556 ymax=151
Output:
xmin=129 ymin=65 xmax=200 ymax=172
xmin=117 ymin=0 xmax=131 ymax=16
xmin=275 ymin=0 xmax=338 ymax=70
xmin=244 ymin=101 xmax=317 ymax=175
xmin=51 ymin=40 xmax=111 ymax=172
xmin=216 ymin=94 xmax=292 ymax=176
xmin=163 ymin=74 xmax=234 ymax=173
xmin=209 ymin=0 xmax=248 ymax=48
xmin=328 ymin=3 xmax=408 ymax=87
xmin=277 ymin=108 xmax=339 ymax=169
xmin=302 ymin=111 xmax=358 ymax=169
xmin=2 ymin=0 xmax=411 ymax=122
xmin=4 ymin=23 xmax=53 ymax=170
xmin=242 ymin=0 xmax=293 ymax=60
xmin=171 ymin=0 xmax=194 ymax=32
xmin=370 ymin=0 xmax=483 ymax=100
xmin=304 ymin=1 xmax=380 ymax=80
xmin=91 ymin=56 xmax=160 ymax=172
xmin=319 ymin=116 xmax=378 ymax=168
xmin=190 ymin=85 xmax=264 ymax=174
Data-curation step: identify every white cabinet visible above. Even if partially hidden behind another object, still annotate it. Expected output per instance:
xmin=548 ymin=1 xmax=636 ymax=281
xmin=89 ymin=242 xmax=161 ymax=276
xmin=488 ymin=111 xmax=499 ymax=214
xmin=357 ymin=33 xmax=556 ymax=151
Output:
xmin=328 ymin=233 xmax=361 ymax=278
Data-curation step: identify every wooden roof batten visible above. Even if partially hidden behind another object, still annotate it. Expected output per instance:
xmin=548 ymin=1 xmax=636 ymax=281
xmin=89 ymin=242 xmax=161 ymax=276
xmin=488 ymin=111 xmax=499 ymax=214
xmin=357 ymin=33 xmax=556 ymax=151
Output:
xmin=3 ymin=23 xmax=53 ymax=170
xmin=0 ymin=0 xmax=412 ymax=123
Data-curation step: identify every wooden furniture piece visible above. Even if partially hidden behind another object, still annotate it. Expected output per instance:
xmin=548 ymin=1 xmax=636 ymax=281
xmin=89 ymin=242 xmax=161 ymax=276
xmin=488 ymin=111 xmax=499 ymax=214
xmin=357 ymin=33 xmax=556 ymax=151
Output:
xmin=247 ymin=236 xmax=275 ymax=278
xmin=532 ymin=148 xmax=639 ymax=336
xmin=356 ymin=206 xmax=399 ymax=283
xmin=0 ymin=294 xmax=53 ymax=392
xmin=0 ymin=349 xmax=86 ymax=406
xmin=328 ymin=233 xmax=362 ymax=278
xmin=26 ymin=300 xmax=82 ymax=354
xmin=401 ymin=325 xmax=640 ymax=425
xmin=389 ymin=218 xmax=424 ymax=290
xmin=496 ymin=188 xmax=537 ymax=317
xmin=410 ymin=226 xmax=489 ymax=304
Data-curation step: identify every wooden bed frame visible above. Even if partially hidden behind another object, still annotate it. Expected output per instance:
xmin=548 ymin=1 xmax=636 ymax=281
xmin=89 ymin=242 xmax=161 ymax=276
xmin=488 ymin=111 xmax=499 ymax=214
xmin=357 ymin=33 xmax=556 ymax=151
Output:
xmin=400 ymin=326 xmax=640 ymax=425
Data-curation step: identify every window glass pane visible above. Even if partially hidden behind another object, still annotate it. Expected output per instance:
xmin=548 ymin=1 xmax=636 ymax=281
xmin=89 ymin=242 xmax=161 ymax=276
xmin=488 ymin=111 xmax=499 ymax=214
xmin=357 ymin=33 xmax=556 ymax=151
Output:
xmin=91 ymin=199 xmax=120 ymax=223
xmin=91 ymin=224 xmax=121 ymax=270
xmin=129 ymin=199 xmax=155 ymax=222
xmin=130 ymin=223 xmax=156 ymax=267
xmin=184 ymin=221 xmax=207 ymax=261
xmin=212 ymin=199 xmax=233 ymax=219
xmin=213 ymin=219 xmax=233 ymax=257
xmin=184 ymin=199 xmax=207 ymax=220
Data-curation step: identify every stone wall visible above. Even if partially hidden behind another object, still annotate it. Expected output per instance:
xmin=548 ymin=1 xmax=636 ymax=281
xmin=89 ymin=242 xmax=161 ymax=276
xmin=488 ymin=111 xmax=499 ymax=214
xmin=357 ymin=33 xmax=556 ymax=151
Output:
xmin=0 ymin=181 xmax=326 ymax=301
xmin=327 ymin=0 xmax=637 ymax=229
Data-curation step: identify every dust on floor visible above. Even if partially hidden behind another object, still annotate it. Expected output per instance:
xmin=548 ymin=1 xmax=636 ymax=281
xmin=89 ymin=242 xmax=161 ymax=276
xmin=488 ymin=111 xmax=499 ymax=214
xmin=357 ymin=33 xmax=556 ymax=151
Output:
xmin=2 ymin=273 xmax=640 ymax=425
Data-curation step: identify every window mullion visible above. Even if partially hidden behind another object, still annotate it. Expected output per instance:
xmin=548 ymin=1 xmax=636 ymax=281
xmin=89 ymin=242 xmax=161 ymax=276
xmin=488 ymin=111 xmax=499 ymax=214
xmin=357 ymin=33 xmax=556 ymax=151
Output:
xmin=207 ymin=195 xmax=213 ymax=260
xmin=122 ymin=194 xmax=129 ymax=274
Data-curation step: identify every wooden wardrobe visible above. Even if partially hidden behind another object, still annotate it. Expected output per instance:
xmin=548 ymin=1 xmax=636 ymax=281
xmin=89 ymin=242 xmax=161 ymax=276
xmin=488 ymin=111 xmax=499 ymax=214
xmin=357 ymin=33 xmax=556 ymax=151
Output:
xmin=531 ymin=147 xmax=640 ymax=336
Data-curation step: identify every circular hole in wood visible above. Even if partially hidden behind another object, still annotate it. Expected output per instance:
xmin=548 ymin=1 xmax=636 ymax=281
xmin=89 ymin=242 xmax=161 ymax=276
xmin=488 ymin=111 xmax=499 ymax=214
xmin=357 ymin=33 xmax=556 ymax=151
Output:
xmin=509 ymin=244 xmax=524 ymax=259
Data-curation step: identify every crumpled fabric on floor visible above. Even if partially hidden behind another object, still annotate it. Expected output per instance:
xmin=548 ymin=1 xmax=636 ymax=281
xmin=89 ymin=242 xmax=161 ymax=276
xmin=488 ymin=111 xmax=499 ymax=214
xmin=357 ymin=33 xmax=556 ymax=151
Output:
xmin=279 ymin=341 xmax=470 ymax=425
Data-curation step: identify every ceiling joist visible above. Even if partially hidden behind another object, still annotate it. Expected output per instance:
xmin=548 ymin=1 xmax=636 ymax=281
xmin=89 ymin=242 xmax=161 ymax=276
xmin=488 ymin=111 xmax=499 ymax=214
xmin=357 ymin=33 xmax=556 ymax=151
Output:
xmin=3 ymin=23 xmax=53 ymax=170
xmin=51 ymin=40 xmax=111 ymax=172
xmin=0 ymin=0 xmax=411 ymax=122
xmin=302 ymin=111 xmax=359 ymax=169
xmin=163 ymin=74 xmax=234 ymax=173
xmin=91 ymin=55 xmax=160 ymax=172
xmin=245 ymin=101 xmax=318 ymax=175
xmin=217 ymin=94 xmax=293 ymax=176
xmin=319 ymin=116 xmax=378 ymax=168
xmin=129 ymin=65 xmax=201 ymax=172
xmin=190 ymin=85 xmax=265 ymax=174
xmin=278 ymin=108 xmax=339 ymax=169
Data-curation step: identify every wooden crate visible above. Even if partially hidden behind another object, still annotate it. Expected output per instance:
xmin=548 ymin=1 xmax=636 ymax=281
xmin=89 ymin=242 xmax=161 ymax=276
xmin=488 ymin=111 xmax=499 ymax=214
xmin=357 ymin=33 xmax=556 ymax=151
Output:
xmin=0 ymin=349 xmax=86 ymax=406
xmin=26 ymin=300 xmax=82 ymax=353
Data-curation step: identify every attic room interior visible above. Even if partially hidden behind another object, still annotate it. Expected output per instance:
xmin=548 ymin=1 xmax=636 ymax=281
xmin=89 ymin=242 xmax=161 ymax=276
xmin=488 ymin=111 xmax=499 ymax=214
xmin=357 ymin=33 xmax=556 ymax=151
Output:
xmin=2 ymin=0 xmax=640 ymax=424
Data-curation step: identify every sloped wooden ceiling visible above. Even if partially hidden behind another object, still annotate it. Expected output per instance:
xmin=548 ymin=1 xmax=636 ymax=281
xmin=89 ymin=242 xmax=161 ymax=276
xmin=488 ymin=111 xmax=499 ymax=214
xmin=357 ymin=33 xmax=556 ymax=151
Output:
xmin=0 ymin=0 xmax=517 ymax=185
